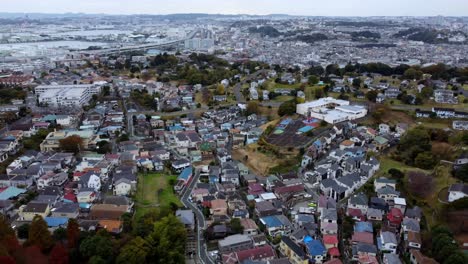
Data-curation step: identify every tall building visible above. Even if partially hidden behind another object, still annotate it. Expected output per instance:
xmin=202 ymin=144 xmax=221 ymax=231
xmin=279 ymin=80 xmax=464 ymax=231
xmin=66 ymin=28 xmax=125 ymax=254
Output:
xmin=35 ymin=84 xmax=102 ymax=107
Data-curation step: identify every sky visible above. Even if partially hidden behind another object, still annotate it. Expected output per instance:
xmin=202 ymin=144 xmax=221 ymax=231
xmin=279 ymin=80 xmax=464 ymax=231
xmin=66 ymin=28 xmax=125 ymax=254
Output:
xmin=1 ymin=0 xmax=468 ymax=16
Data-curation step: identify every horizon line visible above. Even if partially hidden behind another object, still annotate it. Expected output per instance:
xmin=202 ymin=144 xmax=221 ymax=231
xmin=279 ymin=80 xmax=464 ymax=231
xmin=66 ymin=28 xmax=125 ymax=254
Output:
xmin=0 ymin=11 xmax=466 ymax=18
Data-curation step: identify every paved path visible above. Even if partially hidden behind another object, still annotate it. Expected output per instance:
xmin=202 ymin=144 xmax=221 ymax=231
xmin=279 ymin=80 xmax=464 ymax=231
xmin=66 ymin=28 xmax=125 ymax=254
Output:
xmin=180 ymin=169 xmax=214 ymax=264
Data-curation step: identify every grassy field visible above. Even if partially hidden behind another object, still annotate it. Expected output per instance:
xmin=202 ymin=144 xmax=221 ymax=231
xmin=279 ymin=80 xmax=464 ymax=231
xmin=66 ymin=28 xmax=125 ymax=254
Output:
xmin=135 ymin=172 xmax=181 ymax=218
xmin=273 ymin=95 xmax=295 ymax=102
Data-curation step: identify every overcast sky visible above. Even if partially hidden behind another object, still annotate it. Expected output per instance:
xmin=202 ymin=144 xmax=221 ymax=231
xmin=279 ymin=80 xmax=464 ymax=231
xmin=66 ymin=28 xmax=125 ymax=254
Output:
xmin=2 ymin=0 xmax=468 ymax=16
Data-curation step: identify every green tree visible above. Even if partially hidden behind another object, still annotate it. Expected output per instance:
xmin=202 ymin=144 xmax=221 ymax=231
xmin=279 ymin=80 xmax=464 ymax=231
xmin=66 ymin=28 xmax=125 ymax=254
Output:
xmin=455 ymin=164 xmax=468 ymax=182
xmin=52 ymin=227 xmax=67 ymax=242
xmin=79 ymin=233 xmax=114 ymax=261
xmin=444 ymin=251 xmax=468 ymax=264
xmin=96 ymin=140 xmax=112 ymax=154
xmin=230 ymin=218 xmax=244 ymax=234
xmin=146 ymin=215 xmax=187 ymax=264
xmin=278 ymin=99 xmax=297 ymax=116
xmin=404 ymin=68 xmax=423 ymax=80
xmin=352 ymin=78 xmax=361 ymax=88
xmin=398 ymin=126 xmax=431 ymax=166
xmin=414 ymin=151 xmax=436 ymax=169
xmin=116 ymin=237 xmax=151 ymax=264
xmin=366 ymin=90 xmax=378 ymax=102
xmin=308 ymin=75 xmax=319 ymax=85
xmin=26 ymin=215 xmax=54 ymax=251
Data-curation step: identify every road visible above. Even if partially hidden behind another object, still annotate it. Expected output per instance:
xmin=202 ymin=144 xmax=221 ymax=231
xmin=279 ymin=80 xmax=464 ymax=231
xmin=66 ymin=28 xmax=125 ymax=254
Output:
xmin=180 ymin=169 xmax=214 ymax=264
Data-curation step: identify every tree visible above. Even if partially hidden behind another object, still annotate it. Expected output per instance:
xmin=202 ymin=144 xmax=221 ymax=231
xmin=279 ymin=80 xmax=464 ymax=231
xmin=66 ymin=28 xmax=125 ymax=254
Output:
xmin=116 ymin=237 xmax=151 ymax=264
xmin=17 ymin=223 xmax=29 ymax=239
xmin=96 ymin=140 xmax=112 ymax=154
xmin=431 ymin=142 xmax=454 ymax=162
xmin=414 ymin=151 xmax=436 ymax=169
xmin=59 ymin=135 xmax=84 ymax=154
xmin=230 ymin=218 xmax=244 ymax=234
xmin=455 ymin=164 xmax=468 ymax=182
xmin=246 ymin=101 xmax=259 ymax=115
xmin=444 ymin=251 xmax=468 ymax=264
xmin=146 ymin=215 xmax=187 ymax=264
xmin=314 ymin=87 xmax=324 ymax=99
xmin=26 ymin=215 xmax=54 ymax=251
xmin=278 ymin=99 xmax=297 ymax=116
xmin=352 ymin=78 xmax=361 ymax=88
xmin=407 ymin=171 xmax=434 ymax=198
xmin=66 ymin=219 xmax=80 ymax=249
xmin=89 ymin=256 xmax=107 ymax=264
xmin=0 ymin=216 xmax=20 ymax=256
xmin=53 ymin=227 xmax=67 ymax=242
xmin=366 ymin=90 xmax=378 ymax=102
xmin=79 ymin=233 xmax=114 ymax=261
xmin=308 ymin=75 xmax=319 ymax=85
xmin=398 ymin=126 xmax=431 ymax=166
xmin=215 ymin=84 xmax=225 ymax=95
xmin=404 ymin=68 xmax=423 ymax=80
xmin=49 ymin=243 xmax=69 ymax=264
xmin=121 ymin=213 xmax=133 ymax=233
xmin=388 ymin=168 xmax=404 ymax=179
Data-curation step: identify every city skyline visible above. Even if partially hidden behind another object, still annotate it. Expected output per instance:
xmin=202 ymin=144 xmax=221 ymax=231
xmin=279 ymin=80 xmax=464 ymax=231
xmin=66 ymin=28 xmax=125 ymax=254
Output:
xmin=2 ymin=0 xmax=468 ymax=17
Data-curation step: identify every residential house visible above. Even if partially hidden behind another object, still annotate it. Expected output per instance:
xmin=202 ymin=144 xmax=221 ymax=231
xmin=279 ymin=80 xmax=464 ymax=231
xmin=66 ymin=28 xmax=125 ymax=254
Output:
xmin=19 ymin=202 xmax=51 ymax=221
xmin=448 ymin=183 xmax=468 ymax=202
xmin=280 ymin=236 xmax=308 ymax=264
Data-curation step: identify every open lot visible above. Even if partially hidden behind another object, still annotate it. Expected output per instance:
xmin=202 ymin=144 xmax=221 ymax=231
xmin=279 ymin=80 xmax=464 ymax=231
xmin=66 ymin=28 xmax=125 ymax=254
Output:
xmin=266 ymin=118 xmax=315 ymax=148
xmin=135 ymin=172 xmax=181 ymax=218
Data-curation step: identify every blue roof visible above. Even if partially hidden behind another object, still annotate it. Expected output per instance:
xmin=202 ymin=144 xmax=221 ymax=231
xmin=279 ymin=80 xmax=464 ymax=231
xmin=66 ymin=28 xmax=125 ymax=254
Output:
xmin=169 ymin=125 xmax=184 ymax=131
xmin=354 ymin=221 xmax=373 ymax=233
xmin=0 ymin=186 xmax=26 ymax=200
xmin=260 ymin=215 xmax=282 ymax=227
xmin=79 ymin=203 xmax=91 ymax=209
xmin=178 ymin=167 xmax=193 ymax=181
xmin=45 ymin=217 xmax=68 ymax=227
xmin=305 ymin=239 xmax=326 ymax=256
xmin=298 ymin=126 xmax=313 ymax=133
xmin=314 ymin=139 xmax=322 ymax=146
xmin=209 ymin=175 xmax=218 ymax=184
xmin=303 ymin=235 xmax=313 ymax=243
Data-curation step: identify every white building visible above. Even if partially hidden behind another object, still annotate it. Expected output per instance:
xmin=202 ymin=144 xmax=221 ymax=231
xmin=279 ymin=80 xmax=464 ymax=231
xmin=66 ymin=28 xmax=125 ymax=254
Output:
xmin=35 ymin=84 xmax=102 ymax=107
xmin=296 ymin=97 xmax=367 ymax=124
xmin=448 ymin=183 xmax=468 ymax=202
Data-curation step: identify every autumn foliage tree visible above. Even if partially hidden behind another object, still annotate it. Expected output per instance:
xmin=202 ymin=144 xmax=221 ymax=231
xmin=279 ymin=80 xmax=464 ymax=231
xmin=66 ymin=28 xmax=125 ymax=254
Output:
xmin=0 ymin=216 xmax=20 ymax=257
xmin=49 ymin=243 xmax=69 ymax=264
xmin=59 ymin=135 xmax=84 ymax=154
xmin=66 ymin=219 xmax=80 ymax=249
xmin=26 ymin=215 xmax=54 ymax=251
xmin=408 ymin=171 xmax=434 ymax=198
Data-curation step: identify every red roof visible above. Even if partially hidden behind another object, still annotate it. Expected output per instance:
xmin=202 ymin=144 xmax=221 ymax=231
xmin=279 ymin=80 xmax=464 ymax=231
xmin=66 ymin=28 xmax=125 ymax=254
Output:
xmin=63 ymin=192 xmax=77 ymax=202
xmin=274 ymin=184 xmax=303 ymax=195
xmin=352 ymin=232 xmax=374 ymax=244
xmin=387 ymin=208 xmax=403 ymax=225
xmin=235 ymin=245 xmax=275 ymax=262
xmin=324 ymin=258 xmax=343 ymax=264
xmin=348 ymin=208 xmax=363 ymax=217
xmin=248 ymin=183 xmax=265 ymax=195
xmin=323 ymin=235 xmax=338 ymax=245
xmin=328 ymin=247 xmax=341 ymax=257
xmin=73 ymin=171 xmax=85 ymax=177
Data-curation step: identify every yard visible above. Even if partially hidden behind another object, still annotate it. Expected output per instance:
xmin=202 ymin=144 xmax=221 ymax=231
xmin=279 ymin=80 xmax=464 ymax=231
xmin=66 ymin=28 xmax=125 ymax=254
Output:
xmin=135 ymin=172 xmax=181 ymax=218
xmin=377 ymin=155 xmax=459 ymax=227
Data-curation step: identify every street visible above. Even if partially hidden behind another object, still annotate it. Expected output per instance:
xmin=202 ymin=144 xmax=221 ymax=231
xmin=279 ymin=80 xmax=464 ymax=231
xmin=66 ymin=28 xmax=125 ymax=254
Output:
xmin=180 ymin=169 xmax=215 ymax=264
